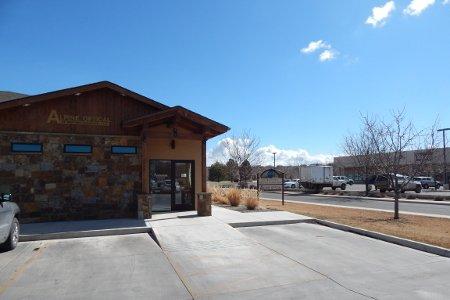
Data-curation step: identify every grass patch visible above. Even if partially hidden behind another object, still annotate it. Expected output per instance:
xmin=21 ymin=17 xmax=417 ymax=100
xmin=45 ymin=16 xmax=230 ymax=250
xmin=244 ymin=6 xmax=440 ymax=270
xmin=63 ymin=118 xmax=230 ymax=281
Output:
xmin=260 ymin=199 xmax=450 ymax=249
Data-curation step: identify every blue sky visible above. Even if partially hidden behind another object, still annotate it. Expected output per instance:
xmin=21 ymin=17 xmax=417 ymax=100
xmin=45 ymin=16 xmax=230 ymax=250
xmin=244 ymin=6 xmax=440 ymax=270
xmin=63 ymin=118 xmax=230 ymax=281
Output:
xmin=1 ymin=0 xmax=449 ymax=165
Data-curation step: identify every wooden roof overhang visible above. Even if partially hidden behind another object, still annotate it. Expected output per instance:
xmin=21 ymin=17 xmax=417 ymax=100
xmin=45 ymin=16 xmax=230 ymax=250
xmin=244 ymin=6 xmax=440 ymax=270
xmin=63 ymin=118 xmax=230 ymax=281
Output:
xmin=0 ymin=81 xmax=169 ymax=111
xmin=123 ymin=106 xmax=229 ymax=140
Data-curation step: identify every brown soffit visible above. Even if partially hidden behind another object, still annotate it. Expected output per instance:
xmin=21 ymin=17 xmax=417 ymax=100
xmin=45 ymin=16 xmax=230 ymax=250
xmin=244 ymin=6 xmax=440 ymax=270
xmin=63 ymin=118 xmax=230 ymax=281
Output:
xmin=0 ymin=81 xmax=169 ymax=111
xmin=123 ymin=106 xmax=230 ymax=138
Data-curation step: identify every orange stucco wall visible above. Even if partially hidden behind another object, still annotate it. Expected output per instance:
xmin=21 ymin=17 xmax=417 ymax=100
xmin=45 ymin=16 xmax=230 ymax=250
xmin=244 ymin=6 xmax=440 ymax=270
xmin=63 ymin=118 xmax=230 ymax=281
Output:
xmin=142 ymin=125 xmax=204 ymax=209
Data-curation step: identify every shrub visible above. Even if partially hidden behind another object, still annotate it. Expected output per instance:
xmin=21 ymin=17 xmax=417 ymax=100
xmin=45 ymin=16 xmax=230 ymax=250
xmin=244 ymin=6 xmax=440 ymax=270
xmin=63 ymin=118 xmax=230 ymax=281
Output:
xmin=406 ymin=194 xmax=416 ymax=199
xmin=246 ymin=197 xmax=259 ymax=210
xmin=227 ymin=188 xmax=242 ymax=206
xmin=211 ymin=186 xmax=229 ymax=205
xmin=213 ymin=194 xmax=229 ymax=204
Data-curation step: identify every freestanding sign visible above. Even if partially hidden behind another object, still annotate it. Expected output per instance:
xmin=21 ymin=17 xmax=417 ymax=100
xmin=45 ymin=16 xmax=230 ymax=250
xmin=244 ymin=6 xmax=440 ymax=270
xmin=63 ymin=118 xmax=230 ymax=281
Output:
xmin=257 ymin=168 xmax=285 ymax=205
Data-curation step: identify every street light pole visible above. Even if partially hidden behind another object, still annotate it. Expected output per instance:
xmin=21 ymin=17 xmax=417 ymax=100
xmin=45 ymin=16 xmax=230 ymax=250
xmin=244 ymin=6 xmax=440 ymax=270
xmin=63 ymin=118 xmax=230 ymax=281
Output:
xmin=438 ymin=128 xmax=450 ymax=187
xmin=272 ymin=152 xmax=276 ymax=168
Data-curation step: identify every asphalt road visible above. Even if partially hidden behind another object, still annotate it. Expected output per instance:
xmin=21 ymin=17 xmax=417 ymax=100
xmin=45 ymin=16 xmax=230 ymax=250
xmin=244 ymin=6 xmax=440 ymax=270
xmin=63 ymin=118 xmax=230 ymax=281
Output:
xmin=261 ymin=192 xmax=450 ymax=217
xmin=332 ymin=184 xmax=450 ymax=197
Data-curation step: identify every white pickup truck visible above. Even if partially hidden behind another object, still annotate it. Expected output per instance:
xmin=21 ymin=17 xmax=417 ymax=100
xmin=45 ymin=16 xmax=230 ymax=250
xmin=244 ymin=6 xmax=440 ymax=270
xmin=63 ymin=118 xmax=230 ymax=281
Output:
xmin=331 ymin=176 xmax=347 ymax=190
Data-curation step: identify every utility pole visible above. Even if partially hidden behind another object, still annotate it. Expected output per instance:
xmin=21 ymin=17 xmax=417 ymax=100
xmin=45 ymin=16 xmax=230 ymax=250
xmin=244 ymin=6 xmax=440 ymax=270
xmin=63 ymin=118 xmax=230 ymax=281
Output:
xmin=438 ymin=128 xmax=449 ymax=188
xmin=272 ymin=152 xmax=276 ymax=168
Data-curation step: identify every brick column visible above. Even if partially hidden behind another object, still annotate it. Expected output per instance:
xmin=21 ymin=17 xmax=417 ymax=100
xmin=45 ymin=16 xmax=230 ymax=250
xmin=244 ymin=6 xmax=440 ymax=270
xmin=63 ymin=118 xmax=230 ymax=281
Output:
xmin=197 ymin=192 xmax=211 ymax=216
xmin=137 ymin=194 xmax=152 ymax=219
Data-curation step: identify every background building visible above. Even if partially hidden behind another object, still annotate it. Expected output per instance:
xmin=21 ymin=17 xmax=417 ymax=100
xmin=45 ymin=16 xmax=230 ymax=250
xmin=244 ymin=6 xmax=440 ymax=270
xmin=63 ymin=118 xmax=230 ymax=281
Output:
xmin=333 ymin=148 xmax=450 ymax=183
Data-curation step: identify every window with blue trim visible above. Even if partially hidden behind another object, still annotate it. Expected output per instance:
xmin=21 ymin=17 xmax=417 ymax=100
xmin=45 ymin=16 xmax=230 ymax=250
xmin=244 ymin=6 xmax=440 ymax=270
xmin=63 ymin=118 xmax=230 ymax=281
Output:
xmin=64 ymin=144 xmax=92 ymax=154
xmin=11 ymin=143 xmax=42 ymax=153
xmin=111 ymin=146 xmax=137 ymax=154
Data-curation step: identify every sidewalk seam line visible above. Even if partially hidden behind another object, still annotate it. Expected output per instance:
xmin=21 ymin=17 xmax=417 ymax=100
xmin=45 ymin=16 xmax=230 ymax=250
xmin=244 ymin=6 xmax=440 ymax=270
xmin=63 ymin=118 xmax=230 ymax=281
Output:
xmin=246 ymin=236 xmax=378 ymax=300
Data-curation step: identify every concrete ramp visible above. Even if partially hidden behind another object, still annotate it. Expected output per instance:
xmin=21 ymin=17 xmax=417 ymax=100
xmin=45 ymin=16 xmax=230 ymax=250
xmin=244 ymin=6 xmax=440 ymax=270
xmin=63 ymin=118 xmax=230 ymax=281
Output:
xmin=149 ymin=216 xmax=366 ymax=299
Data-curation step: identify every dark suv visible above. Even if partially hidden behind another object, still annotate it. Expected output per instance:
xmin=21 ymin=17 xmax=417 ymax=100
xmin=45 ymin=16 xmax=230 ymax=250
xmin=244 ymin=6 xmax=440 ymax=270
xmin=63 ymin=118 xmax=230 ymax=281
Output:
xmin=413 ymin=177 xmax=442 ymax=189
xmin=0 ymin=193 xmax=20 ymax=251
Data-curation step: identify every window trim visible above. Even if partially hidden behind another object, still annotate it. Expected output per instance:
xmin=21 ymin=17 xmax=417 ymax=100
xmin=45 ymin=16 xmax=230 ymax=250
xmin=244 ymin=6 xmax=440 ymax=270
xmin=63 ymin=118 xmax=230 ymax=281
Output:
xmin=63 ymin=144 xmax=92 ymax=154
xmin=11 ymin=142 xmax=43 ymax=153
xmin=111 ymin=145 xmax=138 ymax=155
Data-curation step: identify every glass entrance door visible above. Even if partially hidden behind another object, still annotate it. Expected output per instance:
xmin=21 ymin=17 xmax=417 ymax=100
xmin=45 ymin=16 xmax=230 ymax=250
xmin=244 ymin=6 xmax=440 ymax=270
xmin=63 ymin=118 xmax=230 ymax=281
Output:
xmin=173 ymin=161 xmax=194 ymax=211
xmin=150 ymin=160 xmax=195 ymax=212
xmin=150 ymin=160 xmax=172 ymax=212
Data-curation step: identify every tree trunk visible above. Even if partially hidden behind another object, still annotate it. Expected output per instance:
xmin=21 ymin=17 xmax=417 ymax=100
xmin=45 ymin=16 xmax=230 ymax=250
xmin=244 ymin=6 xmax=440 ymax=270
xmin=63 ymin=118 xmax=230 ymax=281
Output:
xmin=394 ymin=177 xmax=400 ymax=219
xmin=364 ymin=166 xmax=369 ymax=196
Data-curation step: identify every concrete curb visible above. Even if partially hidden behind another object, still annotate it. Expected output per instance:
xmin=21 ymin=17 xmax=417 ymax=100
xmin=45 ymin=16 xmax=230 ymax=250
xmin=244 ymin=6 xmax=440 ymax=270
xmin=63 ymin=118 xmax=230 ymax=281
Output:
xmin=314 ymin=219 xmax=450 ymax=258
xmin=227 ymin=218 xmax=315 ymax=228
xmin=20 ymin=226 xmax=151 ymax=242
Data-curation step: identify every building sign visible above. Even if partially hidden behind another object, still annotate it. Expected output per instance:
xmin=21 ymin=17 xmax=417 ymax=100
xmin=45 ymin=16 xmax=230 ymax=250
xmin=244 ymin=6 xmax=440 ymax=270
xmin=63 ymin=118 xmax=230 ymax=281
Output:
xmin=46 ymin=110 xmax=111 ymax=127
xmin=259 ymin=168 xmax=284 ymax=191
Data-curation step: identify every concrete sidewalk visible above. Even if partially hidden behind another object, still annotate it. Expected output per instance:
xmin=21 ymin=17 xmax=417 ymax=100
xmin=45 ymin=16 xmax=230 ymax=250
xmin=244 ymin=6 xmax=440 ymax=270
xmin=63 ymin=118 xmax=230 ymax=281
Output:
xmin=239 ymin=223 xmax=450 ymax=299
xmin=20 ymin=206 xmax=310 ymax=241
xmin=149 ymin=215 xmax=362 ymax=299
xmin=151 ymin=205 xmax=314 ymax=227
xmin=20 ymin=218 xmax=152 ymax=241
xmin=149 ymin=211 xmax=450 ymax=299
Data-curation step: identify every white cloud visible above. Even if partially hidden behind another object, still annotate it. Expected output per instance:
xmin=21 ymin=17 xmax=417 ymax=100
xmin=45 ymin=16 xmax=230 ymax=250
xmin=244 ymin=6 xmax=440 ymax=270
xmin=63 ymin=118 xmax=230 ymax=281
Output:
xmin=319 ymin=49 xmax=338 ymax=62
xmin=301 ymin=40 xmax=330 ymax=54
xmin=301 ymin=40 xmax=339 ymax=62
xmin=366 ymin=1 xmax=396 ymax=27
xmin=207 ymin=139 xmax=333 ymax=166
xmin=404 ymin=0 xmax=435 ymax=15
xmin=442 ymin=0 xmax=449 ymax=5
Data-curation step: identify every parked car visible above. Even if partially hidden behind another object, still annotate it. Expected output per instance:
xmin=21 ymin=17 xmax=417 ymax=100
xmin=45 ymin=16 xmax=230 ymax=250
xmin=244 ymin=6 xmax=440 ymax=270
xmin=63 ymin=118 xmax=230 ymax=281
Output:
xmin=372 ymin=174 xmax=422 ymax=193
xmin=332 ymin=176 xmax=347 ymax=190
xmin=245 ymin=181 xmax=258 ymax=189
xmin=0 ymin=193 xmax=20 ymax=251
xmin=334 ymin=176 xmax=353 ymax=185
xmin=284 ymin=179 xmax=300 ymax=189
xmin=413 ymin=177 xmax=441 ymax=189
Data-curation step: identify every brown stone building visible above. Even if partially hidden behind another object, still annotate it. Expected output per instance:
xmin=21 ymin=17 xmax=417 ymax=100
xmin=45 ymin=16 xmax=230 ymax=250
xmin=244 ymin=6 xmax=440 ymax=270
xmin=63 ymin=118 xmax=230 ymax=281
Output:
xmin=0 ymin=81 xmax=229 ymax=222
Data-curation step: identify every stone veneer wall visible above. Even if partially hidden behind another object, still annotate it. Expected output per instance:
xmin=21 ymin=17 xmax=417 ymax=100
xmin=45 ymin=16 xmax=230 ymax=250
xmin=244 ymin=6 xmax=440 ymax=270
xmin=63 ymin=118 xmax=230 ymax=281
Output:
xmin=0 ymin=132 xmax=142 ymax=223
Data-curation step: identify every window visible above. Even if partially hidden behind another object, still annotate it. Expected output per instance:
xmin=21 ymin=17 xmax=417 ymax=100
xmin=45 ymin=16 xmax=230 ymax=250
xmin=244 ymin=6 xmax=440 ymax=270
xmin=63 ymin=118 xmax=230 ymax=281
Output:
xmin=11 ymin=143 xmax=42 ymax=153
xmin=64 ymin=144 xmax=92 ymax=154
xmin=111 ymin=146 xmax=137 ymax=154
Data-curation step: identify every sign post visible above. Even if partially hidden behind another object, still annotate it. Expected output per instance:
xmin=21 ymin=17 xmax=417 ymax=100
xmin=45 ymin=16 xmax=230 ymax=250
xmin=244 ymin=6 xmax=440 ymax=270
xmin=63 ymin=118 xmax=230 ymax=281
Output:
xmin=257 ymin=168 xmax=285 ymax=205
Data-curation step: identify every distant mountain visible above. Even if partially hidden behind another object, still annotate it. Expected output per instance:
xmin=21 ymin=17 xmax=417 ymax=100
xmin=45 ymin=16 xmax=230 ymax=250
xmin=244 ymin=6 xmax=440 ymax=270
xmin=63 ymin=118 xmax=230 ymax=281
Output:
xmin=0 ymin=91 xmax=28 ymax=103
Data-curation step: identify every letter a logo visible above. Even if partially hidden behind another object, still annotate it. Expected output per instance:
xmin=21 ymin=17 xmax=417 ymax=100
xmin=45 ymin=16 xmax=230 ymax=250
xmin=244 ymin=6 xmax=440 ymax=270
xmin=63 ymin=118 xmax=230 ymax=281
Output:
xmin=46 ymin=110 xmax=61 ymax=124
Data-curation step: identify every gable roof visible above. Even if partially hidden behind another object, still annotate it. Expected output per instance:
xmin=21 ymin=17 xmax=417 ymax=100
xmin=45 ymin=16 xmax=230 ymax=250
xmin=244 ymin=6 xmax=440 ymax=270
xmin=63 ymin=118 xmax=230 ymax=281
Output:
xmin=123 ymin=105 xmax=230 ymax=138
xmin=0 ymin=81 xmax=169 ymax=111
xmin=0 ymin=91 xmax=28 ymax=103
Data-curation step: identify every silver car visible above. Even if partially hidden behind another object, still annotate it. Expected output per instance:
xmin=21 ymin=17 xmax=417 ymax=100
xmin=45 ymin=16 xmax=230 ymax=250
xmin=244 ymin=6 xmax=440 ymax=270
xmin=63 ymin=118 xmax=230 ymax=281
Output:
xmin=0 ymin=193 xmax=20 ymax=251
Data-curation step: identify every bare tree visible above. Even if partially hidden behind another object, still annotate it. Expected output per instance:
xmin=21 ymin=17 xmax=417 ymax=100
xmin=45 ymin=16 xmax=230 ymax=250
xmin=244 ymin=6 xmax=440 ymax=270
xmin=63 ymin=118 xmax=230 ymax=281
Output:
xmin=223 ymin=130 xmax=262 ymax=184
xmin=363 ymin=109 xmax=439 ymax=219
xmin=342 ymin=117 xmax=377 ymax=196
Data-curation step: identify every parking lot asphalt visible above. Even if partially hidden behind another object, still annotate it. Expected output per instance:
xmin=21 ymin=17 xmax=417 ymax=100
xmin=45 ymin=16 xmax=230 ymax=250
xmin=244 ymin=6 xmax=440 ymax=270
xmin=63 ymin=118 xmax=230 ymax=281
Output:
xmin=239 ymin=223 xmax=450 ymax=299
xmin=1 ymin=215 xmax=449 ymax=299
xmin=261 ymin=192 xmax=450 ymax=217
xmin=0 ymin=234 xmax=191 ymax=300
